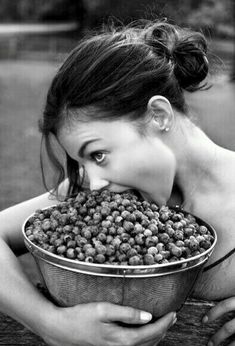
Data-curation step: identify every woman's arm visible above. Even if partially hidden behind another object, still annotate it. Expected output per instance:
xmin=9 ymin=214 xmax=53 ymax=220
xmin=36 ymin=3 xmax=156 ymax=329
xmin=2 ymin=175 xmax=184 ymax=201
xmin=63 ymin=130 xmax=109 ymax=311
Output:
xmin=0 ymin=191 xmax=60 ymax=255
xmin=0 ymin=191 xmax=62 ymax=336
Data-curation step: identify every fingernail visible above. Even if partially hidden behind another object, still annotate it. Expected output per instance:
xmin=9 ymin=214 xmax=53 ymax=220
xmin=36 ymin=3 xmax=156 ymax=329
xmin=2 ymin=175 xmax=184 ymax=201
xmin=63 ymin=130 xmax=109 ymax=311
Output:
xmin=202 ymin=315 xmax=208 ymax=323
xmin=140 ymin=311 xmax=152 ymax=322
xmin=172 ymin=317 xmax=177 ymax=325
xmin=208 ymin=341 xmax=213 ymax=346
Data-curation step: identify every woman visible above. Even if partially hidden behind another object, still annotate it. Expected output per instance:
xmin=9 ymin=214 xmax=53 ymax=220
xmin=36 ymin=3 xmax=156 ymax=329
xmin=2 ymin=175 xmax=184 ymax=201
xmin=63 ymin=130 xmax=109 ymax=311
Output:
xmin=0 ymin=20 xmax=234 ymax=346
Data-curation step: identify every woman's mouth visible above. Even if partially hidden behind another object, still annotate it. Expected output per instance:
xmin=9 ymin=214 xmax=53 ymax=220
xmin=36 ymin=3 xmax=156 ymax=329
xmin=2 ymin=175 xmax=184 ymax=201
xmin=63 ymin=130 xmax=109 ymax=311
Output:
xmin=104 ymin=186 xmax=157 ymax=203
xmin=106 ymin=184 xmax=135 ymax=194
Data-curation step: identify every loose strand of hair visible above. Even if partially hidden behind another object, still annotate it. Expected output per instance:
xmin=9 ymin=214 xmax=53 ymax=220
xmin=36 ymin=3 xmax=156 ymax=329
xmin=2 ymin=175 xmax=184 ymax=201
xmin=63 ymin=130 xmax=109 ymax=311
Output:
xmin=41 ymin=134 xmax=66 ymax=199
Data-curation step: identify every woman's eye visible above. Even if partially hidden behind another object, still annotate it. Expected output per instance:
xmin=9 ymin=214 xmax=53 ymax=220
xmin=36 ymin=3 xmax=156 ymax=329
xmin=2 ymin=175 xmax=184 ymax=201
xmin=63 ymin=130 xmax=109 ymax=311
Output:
xmin=90 ymin=152 xmax=106 ymax=164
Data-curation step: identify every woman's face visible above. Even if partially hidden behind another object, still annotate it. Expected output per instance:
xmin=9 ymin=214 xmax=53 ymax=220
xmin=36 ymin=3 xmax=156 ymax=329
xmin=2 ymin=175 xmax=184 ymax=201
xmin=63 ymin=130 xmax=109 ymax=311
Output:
xmin=58 ymin=116 xmax=176 ymax=205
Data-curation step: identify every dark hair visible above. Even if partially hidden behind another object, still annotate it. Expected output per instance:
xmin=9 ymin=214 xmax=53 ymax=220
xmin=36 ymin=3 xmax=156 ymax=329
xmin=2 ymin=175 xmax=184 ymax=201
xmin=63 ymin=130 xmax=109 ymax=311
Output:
xmin=39 ymin=19 xmax=209 ymax=197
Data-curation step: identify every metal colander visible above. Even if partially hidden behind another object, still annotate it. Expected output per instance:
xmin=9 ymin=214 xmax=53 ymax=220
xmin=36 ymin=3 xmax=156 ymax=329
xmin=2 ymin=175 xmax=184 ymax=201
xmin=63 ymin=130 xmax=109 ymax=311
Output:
xmin=22 ymin=209 xmax=217 ymax=318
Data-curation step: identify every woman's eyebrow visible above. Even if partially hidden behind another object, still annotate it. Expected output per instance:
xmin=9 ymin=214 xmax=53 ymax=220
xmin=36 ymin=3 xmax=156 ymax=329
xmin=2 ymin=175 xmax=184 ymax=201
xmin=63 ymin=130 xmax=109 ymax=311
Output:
xmin=78 ymin=139 xmax=100 ymax=158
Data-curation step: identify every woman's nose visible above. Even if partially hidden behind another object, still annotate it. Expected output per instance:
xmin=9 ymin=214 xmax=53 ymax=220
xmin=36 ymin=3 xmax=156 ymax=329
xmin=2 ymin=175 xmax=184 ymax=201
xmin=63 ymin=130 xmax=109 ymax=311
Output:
xmin=89 ymin=177 xmax=109 ymax=191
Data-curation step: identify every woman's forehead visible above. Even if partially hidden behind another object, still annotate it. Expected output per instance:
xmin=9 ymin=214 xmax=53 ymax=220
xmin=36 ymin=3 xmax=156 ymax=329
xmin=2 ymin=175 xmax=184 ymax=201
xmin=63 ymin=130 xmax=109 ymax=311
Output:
xmin=59 ymin=116 xmax=138 ymax=140
xmin=57 ymin=117 xmax=144 ymax=160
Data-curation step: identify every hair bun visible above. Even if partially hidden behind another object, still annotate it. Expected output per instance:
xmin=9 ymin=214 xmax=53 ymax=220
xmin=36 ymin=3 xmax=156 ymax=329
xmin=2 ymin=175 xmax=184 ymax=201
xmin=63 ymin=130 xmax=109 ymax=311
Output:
xmin=172 ymin=35 xmax=209 ymax=91
xmin=143 ymin=22 xmax=209 ymax=91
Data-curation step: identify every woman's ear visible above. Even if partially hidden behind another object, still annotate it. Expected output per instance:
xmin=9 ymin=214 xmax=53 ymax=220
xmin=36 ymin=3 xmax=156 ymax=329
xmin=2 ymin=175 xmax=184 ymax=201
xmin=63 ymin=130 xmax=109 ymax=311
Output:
xmin=147 ymin=95 xmax=174 ymax=132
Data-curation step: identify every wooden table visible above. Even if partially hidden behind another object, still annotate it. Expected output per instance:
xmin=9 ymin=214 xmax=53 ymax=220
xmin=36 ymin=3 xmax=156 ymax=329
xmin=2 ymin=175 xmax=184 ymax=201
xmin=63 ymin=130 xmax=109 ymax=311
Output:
xmin=1 ymin=298 xmax=235 ymax=345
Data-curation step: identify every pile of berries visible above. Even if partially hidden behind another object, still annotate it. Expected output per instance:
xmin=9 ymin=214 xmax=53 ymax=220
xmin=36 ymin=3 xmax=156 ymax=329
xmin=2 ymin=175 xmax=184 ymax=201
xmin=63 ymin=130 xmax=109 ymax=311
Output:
xmin=25 ymin=189 xmax=214 ymax=265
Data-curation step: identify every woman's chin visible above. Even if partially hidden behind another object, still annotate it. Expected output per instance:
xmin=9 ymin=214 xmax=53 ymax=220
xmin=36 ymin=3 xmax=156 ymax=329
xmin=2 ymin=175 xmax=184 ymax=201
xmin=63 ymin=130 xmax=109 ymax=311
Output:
xmin=138 ymin=191 xmax=166 ymax=206
xmin=108 ymin=185 xmax=135 ymax=194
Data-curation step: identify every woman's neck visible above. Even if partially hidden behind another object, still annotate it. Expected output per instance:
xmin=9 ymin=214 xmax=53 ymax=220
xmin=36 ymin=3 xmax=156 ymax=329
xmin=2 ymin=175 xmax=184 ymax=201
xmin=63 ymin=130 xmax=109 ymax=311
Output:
xmin=170 ymin=119 xmax=223 ymax=210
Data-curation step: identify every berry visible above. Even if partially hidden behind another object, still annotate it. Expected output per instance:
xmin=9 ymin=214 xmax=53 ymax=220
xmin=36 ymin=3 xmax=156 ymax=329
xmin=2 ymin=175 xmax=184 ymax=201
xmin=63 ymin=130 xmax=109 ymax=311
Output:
xmin=144 ymin=254 xmax=155 ymax=265
xmin=147 ymin=247 xmax=158 ymax=256
xmin=129 ymin=256 xmax=141 ymax=265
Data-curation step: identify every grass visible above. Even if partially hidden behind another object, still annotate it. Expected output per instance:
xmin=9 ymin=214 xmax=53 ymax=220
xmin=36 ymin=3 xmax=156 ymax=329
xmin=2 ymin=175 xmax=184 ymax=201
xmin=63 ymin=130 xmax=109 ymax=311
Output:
xmin=0 ymin=45 xmax=235 ymax=210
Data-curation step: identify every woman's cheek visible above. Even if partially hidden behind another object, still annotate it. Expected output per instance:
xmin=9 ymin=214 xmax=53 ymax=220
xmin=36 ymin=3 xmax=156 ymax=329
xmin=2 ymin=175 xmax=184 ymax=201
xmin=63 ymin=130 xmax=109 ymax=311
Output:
xmin=128 ymin=155 xmax=174 ymax=203
xmin=107 ymin=146 xmax=175 ymax=202
xmin=107 ymin=155 xmax=157 ymax=191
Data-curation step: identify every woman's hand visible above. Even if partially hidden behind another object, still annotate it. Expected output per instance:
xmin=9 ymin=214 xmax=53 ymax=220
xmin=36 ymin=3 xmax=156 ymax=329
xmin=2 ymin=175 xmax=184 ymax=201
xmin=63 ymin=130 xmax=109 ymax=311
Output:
xmin=203 ymin=297 xmax=235 ymax=346
xmin=43 ymin=302 xmax=176 ymax=346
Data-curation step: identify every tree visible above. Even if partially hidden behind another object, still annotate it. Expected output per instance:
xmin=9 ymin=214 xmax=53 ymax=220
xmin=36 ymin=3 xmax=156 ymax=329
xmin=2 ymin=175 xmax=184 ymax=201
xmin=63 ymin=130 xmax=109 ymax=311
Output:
xmin=186 ymin=0 xmax=234 ymax=37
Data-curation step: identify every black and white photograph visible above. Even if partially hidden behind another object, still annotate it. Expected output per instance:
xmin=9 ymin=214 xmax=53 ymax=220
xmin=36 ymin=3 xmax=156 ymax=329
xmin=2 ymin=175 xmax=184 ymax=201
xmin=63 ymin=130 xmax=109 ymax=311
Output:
xmin=0 ymin=1 xmax=234 ymax=345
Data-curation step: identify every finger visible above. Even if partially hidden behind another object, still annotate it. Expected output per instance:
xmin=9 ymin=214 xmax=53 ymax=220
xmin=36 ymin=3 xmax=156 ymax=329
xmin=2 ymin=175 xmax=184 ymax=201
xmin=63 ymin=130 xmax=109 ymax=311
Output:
xmin=208 ymin=319 xmax=235 ymax=346
xmin=97 ymin=302 xmax=153 ymax=324
xmin=141 ymin=339 xmax=163 ymax=346
xmin=141 ymin=332 xmax=166 ymax=346
xmin=121 ymin=311 xmax=176 ymax=345
xmin=203 ymin=298 xmax=235 ymax=323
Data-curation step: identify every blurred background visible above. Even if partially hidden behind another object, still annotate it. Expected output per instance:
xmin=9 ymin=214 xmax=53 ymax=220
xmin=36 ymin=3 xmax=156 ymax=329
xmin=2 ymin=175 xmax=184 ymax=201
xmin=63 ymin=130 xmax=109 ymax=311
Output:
xmin=0 ymin=0 xmax=234 ymax=210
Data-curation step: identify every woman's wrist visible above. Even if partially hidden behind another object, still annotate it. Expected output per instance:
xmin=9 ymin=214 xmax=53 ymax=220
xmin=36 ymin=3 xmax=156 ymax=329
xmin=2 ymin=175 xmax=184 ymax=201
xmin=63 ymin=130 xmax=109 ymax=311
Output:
xmin=36 ymin=303 xmax=73 ymax=345
xmin=15 ymin=285 xmax=62 ymax=340
xmin=34 ymin=300 xmax=61 ymax=339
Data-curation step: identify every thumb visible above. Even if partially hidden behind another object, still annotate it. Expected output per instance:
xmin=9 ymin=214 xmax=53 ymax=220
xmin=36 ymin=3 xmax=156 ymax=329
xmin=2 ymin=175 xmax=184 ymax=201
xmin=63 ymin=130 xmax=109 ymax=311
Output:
xmin=99 ymin=303 xmax=152 ymax=324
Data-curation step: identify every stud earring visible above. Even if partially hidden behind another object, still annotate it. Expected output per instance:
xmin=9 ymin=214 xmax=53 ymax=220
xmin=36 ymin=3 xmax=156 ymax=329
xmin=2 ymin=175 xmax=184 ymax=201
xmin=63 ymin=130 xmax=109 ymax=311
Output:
xmin=164 ymin=126 xmax=170 ymax=132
